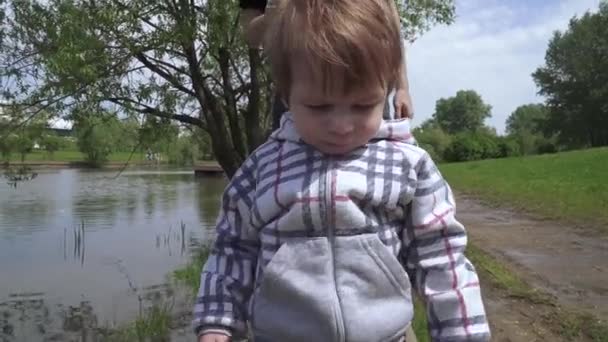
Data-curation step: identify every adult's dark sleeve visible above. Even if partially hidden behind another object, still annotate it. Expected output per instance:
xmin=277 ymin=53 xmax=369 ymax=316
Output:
xmin=239 ymin=0 xmax=266 ymax=11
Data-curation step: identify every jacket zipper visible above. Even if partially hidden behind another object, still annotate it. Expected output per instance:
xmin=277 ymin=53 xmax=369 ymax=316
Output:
xmin=326 ymin=160 xmax=345 ymax=341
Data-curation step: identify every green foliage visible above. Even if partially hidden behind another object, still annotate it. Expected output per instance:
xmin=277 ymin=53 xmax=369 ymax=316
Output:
xmin=506 ymin=104 xmax=547 ymax=136
xmin=74 ymin=114 xmax=120 ymax=167
xmin=0 ymin=133 xmax=17 ymax=161
xmin=496 ymin=136 xmax=520 ymax=158
xmin=444 ymin=133 xmax=484 ymax=162
xmin=2 ymin=0 xmax=456 ymax=177
xmin=41 ymin=133 xmax=65 ymax=157
xmin=114 ymin=118 xmax=141 ymax=153
xmin=413 ymin=125 xmax=451 ymax=162
xmin=166 ymin=134 xmax=198 ymax=166
xmin=433 ymin=90 xmax=492 ymax=134
xmin=506 ymin=104 xmax=551 ymax=155
xmin=174 ymin=246 xmax=211 ymax=293
xmin=15 ymin=133 xmax=34 ymax=161
xmin=532 ymin=3 xmax=608 ymax=148
xmin=537 ymin=139 xmax=558 ymax=154
xmin=100 ymin=304 xmax=172 ymax=342
xmin=0 ymin=106 xmax=52 ymax=161
xmin=395 ymin=0 xmax=455 ymax=41
xmin=444 ymin=130 xmax=506 ymax=162
xmin=139 ymin=117 xmax=179 ymax=156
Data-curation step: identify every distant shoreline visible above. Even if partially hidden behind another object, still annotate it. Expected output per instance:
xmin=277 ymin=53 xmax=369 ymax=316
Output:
xmin=1 ymin=160 xmax=223 ymax=171
xmin=1 ymin=160 xmax=154 ymax=170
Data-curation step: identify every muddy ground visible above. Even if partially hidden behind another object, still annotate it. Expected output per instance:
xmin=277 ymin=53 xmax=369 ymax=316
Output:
xmin=458 ymin=195 xmax=608 ymax=341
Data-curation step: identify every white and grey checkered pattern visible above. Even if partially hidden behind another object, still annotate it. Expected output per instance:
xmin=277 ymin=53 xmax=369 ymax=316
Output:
xmin=193 ymin=114 xmax=490 ymax=341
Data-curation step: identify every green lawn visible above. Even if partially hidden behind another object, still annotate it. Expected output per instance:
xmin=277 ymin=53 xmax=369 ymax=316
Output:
xmin=7 ymin=150 xmax=146 ymax=163
xmin=440 ymin=147 xmax=608 ymax=229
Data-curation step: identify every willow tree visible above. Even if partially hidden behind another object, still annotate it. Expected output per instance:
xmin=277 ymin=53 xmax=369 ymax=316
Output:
xmin=1 ymin=0 xmax=454 ymax=177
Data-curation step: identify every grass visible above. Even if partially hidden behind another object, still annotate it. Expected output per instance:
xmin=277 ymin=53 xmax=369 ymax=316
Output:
xmin=99 ymin=304 xmax=173 ymax=342
xmin=440 ymin=147 xmax=608 ymax=229
xmin=7 ymin=150 xmax=146 ymax=163
xmin=173 ymin=246 xmax=210 ymax=293
xmin=466 ymin=244 xmax=553 ymax=304
xmin=412 ymin=297 xmax=430 ymax=342
xmin=467 ymin=243 xmax=608 ymax=342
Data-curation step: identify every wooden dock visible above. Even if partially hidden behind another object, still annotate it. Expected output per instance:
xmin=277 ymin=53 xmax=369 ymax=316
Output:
xmin=194 ymin=162 xmax=225 ymax=177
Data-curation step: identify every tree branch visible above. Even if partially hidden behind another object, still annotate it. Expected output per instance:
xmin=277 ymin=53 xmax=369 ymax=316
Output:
xmin=106 ymin=96 xmax=206 ymax=130
xmin=133 ymin=52 xmax=196 ymax=97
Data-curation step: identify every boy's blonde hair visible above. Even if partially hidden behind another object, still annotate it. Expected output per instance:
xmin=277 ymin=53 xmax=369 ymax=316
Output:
xmin=265 ymin=0 xmax=403 ymax=101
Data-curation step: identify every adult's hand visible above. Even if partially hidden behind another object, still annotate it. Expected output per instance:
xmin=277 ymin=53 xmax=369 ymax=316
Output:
xmin=394 ymin=88 xmax=413 ymax=119
xmin=199 ymin=333 xmax=230 ymax=342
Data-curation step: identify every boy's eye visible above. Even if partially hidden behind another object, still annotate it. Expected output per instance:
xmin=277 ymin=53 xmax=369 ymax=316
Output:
xmin=353 ymin=102 xmax=380 ymax=112
xmin=305 ymin=104 xmax=333 ymax=112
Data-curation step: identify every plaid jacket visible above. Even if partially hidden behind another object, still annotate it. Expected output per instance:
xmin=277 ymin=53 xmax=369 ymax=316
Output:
xmin=194 ymin=114 xmax=490 ymax=342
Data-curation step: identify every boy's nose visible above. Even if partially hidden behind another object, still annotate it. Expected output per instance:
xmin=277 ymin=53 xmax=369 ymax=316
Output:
xmin=327 ymin=115 xmax=355 ymax=136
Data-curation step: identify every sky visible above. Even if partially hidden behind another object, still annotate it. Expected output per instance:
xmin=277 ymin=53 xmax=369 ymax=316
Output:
xmin=47 ymin=0 xmax=602 ymax=132
xmin=407 ymin=0 xmax=602 ymax=134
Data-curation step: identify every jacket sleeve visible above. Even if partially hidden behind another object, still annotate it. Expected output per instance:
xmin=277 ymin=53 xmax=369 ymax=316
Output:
xmin=193 ymin=158 xmax=259 ymax=338
xmin=402 ymin=153 xmax=491 ymax=341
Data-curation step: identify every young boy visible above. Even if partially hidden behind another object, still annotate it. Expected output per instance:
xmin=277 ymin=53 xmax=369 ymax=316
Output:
xmin=239 ymin=0 xmax=414 ymax=128
xmin=194 ymin=0 xmax=490 ymax=341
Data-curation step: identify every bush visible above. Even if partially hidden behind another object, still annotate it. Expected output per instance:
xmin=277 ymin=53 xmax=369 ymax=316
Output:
xmin=41 ymin=134 xmax=66 ymax=158
xmin=476 ymin=133 xmax=501 ymax=159
xmin=413 ymin=126 xmax=452 ymax=162
xmin=496 ymin=136 xmax=520 ymax=158
xmin=418 ymin=142 xmax=440 ymax=162
xmin=0 ymin=134 xmax=18 ymax=162
xmin=444 ymin=133 xmax=485 ymax=162
xmin=74 ymin=115 xmax=120 ymax=167
xmin=15 ymin=134 xmax=35 ymax=162
xmin=537 ymin=141 xmax=558 ymax=154
xmin=166 ymin=136 xmax=199 ymax=166
xmin=444 ymin=132 xmax=516 ymax=162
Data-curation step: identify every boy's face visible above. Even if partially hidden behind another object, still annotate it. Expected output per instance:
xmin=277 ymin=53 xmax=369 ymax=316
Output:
xmin=288 ymin=64 xmax=386 ymax=155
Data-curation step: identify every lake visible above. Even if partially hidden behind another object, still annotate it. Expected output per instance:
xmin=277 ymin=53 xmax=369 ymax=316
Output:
xmin=0 ymin=168 xmax=225 ymax=341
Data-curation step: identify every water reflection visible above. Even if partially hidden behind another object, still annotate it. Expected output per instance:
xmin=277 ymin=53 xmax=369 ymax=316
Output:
xmin=0 ymin=281 xmax=190 ymax=342
xmin=195 ymin=177 xmax=226 ymax=230
xmin=0 ymin=168 xmax=226 ymax=341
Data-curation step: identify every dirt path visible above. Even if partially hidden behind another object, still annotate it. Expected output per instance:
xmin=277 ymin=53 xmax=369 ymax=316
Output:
xmin=456 ymin=194 xmax=608 ymax=341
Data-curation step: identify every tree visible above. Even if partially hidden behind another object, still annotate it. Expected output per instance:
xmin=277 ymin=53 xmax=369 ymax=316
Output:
xmin=433 ymin=90 xmax=492 ymax=134
xmin=139 ymin=116 xmax=180 ymax=161
xmin=505 ymin=104 xmax=550 ymax=155
xmin=74 ymin=113 xmax=121 ymax=167
xmin=506 ymin=104 xmax=547 ymax=135
xmin=115 ymin=118 xmax=142 ymax=153
xmin=15 ymin=135 xmax=33 ymax=161
xmin=0 ymin=133 xmax=17 ymax=162
xmin=1 ymin=0 xmax=456 ymax=177
xmin=532 ymin=2 xmax=608 ymax=148
xmin=41 ymin=133 xmax=65 ymax=158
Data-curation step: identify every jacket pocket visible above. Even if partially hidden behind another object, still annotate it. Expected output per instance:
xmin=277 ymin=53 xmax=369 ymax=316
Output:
xmin=251 ymin=238 xmax=341 ymax=342
xmin=361 ymin=234 xmax=411 ymax=296
xmin=334 ymin=234 xmax=413 ymax=342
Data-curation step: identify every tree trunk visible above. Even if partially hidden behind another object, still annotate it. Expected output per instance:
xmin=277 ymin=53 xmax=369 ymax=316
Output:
xmin=218 ymin=48 xmax=247 ymax=159
xmin=244 ymin=48 xmax=265 ymax=151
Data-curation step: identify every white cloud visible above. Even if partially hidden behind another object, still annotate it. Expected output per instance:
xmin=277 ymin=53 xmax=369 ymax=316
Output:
xmin=407 ymin=0 xmax=601 ymax=134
